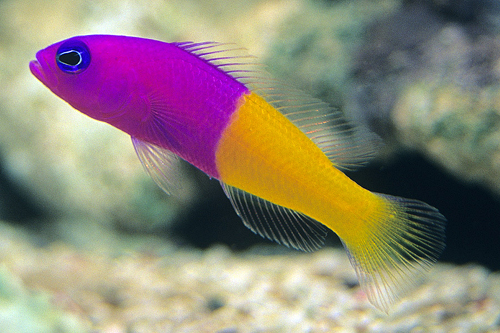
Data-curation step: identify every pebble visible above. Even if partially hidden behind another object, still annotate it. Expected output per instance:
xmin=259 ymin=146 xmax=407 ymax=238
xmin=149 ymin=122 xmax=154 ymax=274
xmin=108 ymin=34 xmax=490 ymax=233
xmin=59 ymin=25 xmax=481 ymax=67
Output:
xmin=0 ymin=223 xmax=498 ymax=332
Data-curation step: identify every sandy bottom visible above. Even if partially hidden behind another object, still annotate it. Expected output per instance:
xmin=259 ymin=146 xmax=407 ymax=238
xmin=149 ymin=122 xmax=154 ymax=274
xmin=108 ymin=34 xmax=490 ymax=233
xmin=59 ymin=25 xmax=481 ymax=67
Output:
xmin=0 ymin=222 xmax=498 ymax=333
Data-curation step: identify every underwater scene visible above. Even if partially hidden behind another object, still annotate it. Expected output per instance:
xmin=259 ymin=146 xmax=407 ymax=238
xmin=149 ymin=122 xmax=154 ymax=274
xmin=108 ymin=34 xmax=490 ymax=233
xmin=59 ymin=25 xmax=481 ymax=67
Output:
xmin=1 ymin=0 xmax=500 ymax=331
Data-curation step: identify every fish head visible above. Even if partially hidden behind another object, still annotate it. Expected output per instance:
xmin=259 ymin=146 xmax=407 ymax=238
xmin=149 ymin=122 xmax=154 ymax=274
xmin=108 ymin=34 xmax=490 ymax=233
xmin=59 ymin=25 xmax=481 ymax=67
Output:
xmin=30 ymin=35 xmax=148 ymax=126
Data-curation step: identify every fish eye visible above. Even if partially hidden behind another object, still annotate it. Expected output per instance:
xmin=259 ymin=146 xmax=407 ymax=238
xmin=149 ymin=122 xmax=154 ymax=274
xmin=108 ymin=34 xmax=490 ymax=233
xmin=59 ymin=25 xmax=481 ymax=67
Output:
xmin=56 ymin=40 xmax=91 ymax=74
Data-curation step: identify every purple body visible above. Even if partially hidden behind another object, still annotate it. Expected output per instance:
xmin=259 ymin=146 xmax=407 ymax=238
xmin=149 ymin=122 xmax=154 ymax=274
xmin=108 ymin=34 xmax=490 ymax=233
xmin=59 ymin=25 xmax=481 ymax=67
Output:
xmin=30 ymin=35 xmax=249 ymax=177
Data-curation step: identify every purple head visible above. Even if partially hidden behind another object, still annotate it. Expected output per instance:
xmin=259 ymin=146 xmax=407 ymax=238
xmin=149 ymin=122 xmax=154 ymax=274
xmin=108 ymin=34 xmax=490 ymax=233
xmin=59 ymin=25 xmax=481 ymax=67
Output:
xmin=29 ymin=35 xmax=162 ymax=136
xmin=30 ymin=35 xmax=250 ymax=176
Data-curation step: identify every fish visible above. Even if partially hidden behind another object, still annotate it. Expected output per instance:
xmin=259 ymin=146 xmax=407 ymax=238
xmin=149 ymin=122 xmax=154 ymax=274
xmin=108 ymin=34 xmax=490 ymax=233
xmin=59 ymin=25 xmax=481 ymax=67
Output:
xmin=30 ymin=35 xmax=446 ymax=312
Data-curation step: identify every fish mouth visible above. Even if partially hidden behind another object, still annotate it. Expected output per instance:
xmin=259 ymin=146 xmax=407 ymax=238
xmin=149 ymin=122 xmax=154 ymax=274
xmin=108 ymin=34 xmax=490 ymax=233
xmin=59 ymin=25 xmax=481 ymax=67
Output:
xmin=30 ymin=54 xmax=47 ymax=84
xmin=29 ymin=51 xmax=59 ymax=91
xmin=29 ymin=59 xmax=44 ymax=82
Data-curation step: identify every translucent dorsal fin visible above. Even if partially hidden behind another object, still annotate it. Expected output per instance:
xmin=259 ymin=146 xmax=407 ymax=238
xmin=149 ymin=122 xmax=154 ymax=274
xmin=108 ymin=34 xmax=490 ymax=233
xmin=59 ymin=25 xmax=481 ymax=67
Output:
xmin=221 ymin=183 xmax=328 ymax=252
xmin=261 ymin=90 xmax=382 ymax=170
xmin=132 ymin=137 xmax=181 ymax=195
xmin=176 ymin=41 xmax=382 ymax=170
xmin=175 ymin=42 xmax=264 ymax=84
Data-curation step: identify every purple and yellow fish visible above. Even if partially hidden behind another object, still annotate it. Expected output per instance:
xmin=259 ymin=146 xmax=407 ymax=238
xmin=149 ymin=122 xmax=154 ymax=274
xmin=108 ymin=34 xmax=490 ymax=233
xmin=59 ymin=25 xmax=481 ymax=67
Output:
xmin=30 ymin=35 xmax=445 ymax=312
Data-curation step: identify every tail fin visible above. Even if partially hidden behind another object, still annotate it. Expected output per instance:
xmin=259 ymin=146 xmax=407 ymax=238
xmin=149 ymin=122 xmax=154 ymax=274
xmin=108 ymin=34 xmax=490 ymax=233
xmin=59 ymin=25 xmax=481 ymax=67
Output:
xmin=340 ymin=194 xmax=446 ymax=313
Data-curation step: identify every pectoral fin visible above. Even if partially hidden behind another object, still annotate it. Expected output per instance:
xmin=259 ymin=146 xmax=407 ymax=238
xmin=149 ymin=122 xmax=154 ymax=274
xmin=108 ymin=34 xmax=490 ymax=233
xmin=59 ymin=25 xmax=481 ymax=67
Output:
xmin=132 ymin=136 xmax=181 ymax=195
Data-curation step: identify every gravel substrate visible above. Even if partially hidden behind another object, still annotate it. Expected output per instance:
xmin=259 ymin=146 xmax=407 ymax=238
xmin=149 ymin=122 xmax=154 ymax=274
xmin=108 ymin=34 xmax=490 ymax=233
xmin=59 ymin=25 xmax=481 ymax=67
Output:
xmin=0 ymin=224 xmax=498 ymax=332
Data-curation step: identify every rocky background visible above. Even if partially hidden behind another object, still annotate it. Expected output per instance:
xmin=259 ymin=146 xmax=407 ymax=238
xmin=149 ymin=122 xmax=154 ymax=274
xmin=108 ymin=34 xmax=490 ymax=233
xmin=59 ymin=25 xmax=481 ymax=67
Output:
xmin=0 ymin=0 xmax=499 ymax=331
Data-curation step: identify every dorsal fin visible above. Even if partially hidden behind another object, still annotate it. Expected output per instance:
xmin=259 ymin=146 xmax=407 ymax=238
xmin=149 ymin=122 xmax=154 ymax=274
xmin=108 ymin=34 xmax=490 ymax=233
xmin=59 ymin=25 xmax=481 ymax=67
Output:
xmin=174 ymin=42 xmax=264 ymax=84
xmin=221 ymin=182 xmax=328 ymax=252
xmin=257 ymin=87 xmax=382 ymax=170
xmin=176 ymin=42 xmax=382 ymax=170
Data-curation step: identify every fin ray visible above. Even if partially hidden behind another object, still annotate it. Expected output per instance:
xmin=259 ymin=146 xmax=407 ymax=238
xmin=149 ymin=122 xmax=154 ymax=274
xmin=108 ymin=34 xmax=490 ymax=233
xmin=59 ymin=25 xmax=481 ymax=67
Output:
xmin=340 ymin=194 xmax=446 ymax=312
xmin=176 ymin=41 xmax=381 ymax=170
xmin=261 ymin=89 xmax=382 ymax=170
xmin=221 ymin=183 xmax=328 ymax=252
xmin=132 ymin=137 xmax=181 ymax=195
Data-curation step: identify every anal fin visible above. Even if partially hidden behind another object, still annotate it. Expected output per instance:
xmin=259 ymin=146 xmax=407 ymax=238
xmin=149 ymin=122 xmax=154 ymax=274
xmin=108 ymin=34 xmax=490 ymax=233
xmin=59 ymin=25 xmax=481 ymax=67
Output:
xmin=221 ymin=183 xmax=327 ymax=252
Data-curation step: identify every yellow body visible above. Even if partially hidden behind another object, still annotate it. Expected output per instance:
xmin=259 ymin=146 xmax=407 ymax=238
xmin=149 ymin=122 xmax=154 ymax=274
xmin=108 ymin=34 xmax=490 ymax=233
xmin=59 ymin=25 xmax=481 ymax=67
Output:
xmin=215 ymin=92 xmax=386 ymax=245
xmin=214 ymin=92 xmax=445 ymax=313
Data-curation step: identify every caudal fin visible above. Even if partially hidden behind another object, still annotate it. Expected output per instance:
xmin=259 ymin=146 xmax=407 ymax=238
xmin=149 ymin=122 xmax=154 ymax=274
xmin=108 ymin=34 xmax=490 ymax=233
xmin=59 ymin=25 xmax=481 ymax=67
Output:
xmin=340 ymin=194 xmax=446 ymax=313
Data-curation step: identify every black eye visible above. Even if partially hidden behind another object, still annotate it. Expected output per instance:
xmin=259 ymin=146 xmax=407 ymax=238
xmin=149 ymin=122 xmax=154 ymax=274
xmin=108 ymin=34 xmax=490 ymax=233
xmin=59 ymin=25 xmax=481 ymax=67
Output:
xmin=56 ymin=40 xmax=91 ymax=73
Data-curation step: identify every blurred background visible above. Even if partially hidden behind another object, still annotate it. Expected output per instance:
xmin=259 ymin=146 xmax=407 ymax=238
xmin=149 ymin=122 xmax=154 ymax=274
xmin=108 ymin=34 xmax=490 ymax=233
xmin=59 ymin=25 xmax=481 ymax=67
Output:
xmin=3 ymin=0 xmax=498 ymax=267
xmin=1 ymin=0 xmax=500 ymax=330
